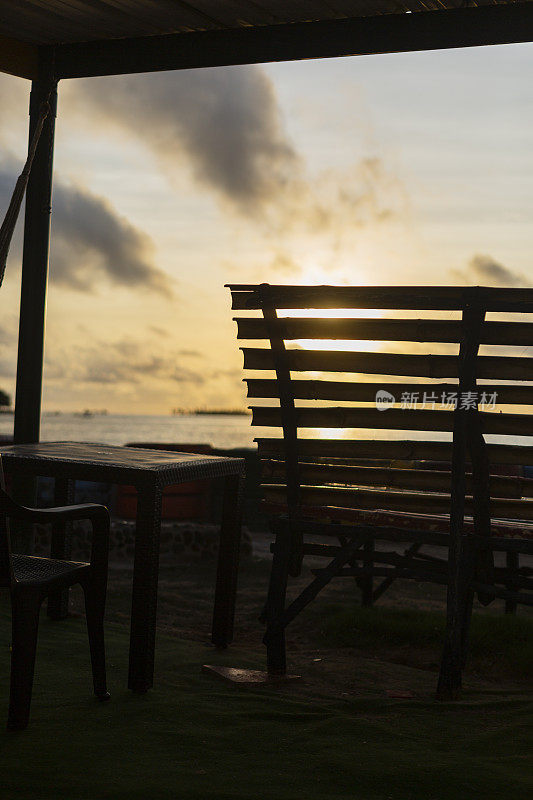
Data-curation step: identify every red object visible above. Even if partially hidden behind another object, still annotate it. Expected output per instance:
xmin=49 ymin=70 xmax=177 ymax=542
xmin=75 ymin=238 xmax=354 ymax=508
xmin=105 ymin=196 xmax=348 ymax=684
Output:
xmin=115 ymin=443 xmax=213 ymax=520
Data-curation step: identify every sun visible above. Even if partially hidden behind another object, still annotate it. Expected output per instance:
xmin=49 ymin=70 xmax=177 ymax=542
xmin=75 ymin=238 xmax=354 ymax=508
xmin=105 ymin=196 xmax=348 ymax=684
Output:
xmin=272 ymin=262 xmax=385 ymax=361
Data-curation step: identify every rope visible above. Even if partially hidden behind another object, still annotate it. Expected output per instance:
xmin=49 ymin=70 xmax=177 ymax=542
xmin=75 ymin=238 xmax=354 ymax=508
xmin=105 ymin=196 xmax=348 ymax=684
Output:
xmin=0 ymin=100 xmax=51 ymax=288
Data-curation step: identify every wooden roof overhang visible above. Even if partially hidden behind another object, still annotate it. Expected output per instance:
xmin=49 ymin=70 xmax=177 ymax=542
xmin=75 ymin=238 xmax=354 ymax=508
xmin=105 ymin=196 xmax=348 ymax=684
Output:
xmin=1 ymin=1 xmax=533 ymax=81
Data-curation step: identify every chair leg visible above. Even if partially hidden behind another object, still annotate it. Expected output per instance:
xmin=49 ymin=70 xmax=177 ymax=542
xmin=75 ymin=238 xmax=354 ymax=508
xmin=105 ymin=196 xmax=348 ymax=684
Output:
xmin=263 ymin=520 xmax=291 ymax=676
xmin=8 ymin=590 xmax=42 ymax=731
xmin=83 ymin=581 xmax=109 ymax=700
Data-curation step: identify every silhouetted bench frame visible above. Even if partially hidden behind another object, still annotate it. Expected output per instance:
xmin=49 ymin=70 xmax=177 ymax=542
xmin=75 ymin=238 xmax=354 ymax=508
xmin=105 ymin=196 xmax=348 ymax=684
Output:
xmin=228 ymin=283 xmax=533 ymax=699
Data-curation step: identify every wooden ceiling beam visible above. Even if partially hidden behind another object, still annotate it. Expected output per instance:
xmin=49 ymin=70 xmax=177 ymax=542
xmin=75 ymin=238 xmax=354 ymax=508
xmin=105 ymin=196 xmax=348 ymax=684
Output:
xmin=0 ymin=34 xmax=39 ymax=80
xmin=52 ymin=3 xmax=533 ymax=80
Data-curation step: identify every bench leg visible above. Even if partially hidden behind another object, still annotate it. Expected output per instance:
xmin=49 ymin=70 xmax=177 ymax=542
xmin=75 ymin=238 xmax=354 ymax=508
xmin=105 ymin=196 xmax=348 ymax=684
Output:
xmin=437 ymin=540 xmax=473 ymax=700
xmin=263 ymin=519 xmax=291 ymax=676
xmin=459 ymin=542 xmax=476 ymax=670
xmin=437 ymin=603 xmax=464 ymax=699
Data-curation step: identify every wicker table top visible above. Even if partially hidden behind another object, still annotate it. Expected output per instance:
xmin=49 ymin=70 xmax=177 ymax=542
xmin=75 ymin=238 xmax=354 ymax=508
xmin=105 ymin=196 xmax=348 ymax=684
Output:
xmin=0 ymin=441 xmax=245 ymax=489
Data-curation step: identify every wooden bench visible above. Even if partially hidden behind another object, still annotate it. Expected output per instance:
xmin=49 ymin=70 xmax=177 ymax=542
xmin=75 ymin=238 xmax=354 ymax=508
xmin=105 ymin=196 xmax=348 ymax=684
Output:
xmin=228 ymin=283 xmax=533 ymax=698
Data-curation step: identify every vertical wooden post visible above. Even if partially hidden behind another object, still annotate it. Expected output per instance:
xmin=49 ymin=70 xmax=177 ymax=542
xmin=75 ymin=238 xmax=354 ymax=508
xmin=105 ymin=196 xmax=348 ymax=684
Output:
xmin=14 ymin=63 xmax=57 ymax=445
xmin=437 ymin=300 xmax=485 ymax=700
xmin=263 ymin=516 xmax=292 ymax=676
xmin=11 ymin=62 xmax=57 ymax=552
xmin=437 ymin=404 xmax=468 ymax=700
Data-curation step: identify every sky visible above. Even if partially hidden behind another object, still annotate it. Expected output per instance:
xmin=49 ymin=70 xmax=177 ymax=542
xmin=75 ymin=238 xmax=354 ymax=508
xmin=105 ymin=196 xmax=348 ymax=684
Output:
xmin=0 ymin=42 xmax=532 ymax=414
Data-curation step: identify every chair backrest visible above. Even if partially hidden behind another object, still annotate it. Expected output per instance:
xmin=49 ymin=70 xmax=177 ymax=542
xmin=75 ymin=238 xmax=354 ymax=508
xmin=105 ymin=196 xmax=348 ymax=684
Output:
xmin=0 ymin=456 xmax=14 ymax=588
xmin=228 ymin=283 xmax=533 ymax=545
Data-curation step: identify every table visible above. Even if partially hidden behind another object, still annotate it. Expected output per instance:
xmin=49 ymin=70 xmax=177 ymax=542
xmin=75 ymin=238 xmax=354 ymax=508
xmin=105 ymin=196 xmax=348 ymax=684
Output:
xmin=0 ymin=441 xmax=245 ymax=693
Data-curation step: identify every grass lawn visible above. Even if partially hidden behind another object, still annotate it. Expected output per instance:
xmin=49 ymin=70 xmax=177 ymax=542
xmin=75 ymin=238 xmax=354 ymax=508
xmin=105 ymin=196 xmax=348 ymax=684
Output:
xmin=0 ymin=600 xmax=532 ymax=800
xmin=318 ymin=603 xmax=533 ymax=681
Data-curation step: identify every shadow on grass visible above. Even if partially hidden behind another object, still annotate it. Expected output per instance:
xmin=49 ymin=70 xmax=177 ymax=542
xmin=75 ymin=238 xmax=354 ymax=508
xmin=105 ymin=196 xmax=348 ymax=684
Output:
xmin=318 ymin=603 xmax=533 ymax=680
xmin=0 ymin=601 xmax=532 ymax=800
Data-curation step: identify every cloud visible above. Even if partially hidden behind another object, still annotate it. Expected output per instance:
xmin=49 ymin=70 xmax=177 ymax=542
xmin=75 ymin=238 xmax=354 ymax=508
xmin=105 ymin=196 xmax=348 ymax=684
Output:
xmin=0 ymin=322 xmax=17 ymax=382
xmin=0 ymin=319 xmax=17 ymax=350
xmin=0 ymin=162 xmax=25 ymax=256
xmin=72 ymin=68 xmax=405 ymax=237
xmin=3 ymin=67 xmax=407 ymax=306
xmin=453 ymin=254 xmax=530 ymax=287
xmin=51 ymin=181 xmax=171 ymax=293
xmin=0 ymin=357 xmax=16 ymax=380
xmin=0 ymin=315 xmax=19 ymax=386
xmin=0 ymin=74 xmax=29 ymax=150
xmin=0 ymin=160 xmax=172 ymax=294
xmin=269 ymin=253 xmax=302 ymax=275
xmin=42 ymin=333 xmax=247 ymax=411
xmin=74 ymin=67 xmax=300 ymax=218
xmin=296 ymin=157 xmax=405 ymax=234
xmin=149 ymin=325 xmax=169 ymax=338
xmin=46 ymin=337 xmax=207 ymax=388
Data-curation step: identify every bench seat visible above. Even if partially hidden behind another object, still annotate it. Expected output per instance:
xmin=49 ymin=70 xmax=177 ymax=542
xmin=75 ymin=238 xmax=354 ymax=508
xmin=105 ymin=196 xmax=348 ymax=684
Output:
xmin=262 ymin=501 xmax=533 ymax=540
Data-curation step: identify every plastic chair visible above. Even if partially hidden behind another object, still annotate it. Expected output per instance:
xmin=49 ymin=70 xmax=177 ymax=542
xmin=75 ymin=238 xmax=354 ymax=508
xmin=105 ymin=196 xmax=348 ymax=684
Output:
xmin=1 ymin=486 xmax=110 ymax=730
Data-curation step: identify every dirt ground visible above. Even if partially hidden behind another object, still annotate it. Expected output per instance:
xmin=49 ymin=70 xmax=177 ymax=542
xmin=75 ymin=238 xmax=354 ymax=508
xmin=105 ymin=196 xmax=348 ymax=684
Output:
xmin=66 ymin=527 xmax=532 ymax=704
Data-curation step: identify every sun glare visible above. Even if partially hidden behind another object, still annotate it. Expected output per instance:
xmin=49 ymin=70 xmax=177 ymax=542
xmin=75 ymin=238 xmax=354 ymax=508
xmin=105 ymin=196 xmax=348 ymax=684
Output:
xmin=279 ymin=305 xmax=384 ymax=354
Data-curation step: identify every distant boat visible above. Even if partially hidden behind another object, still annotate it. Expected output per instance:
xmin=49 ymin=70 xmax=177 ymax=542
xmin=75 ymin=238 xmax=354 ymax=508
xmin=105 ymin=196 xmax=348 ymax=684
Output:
xmin=73 ymin=409 xmax=108 ymax=418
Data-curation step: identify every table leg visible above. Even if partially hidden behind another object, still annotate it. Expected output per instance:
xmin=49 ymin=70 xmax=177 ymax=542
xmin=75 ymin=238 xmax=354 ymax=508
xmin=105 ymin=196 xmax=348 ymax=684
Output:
xmin=212 ymin=473 xmax=243 ymax=648
xmin=128 ymin=483 xmax=162 ymax=693
xmin=48 ymin=477 xmax=74 ymax=620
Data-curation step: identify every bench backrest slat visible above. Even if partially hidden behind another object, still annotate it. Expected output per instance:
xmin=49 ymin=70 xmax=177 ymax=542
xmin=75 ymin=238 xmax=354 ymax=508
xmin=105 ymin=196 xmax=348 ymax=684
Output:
xmin=235 ymin=317 xmax=533 ymax=347
xmin=230 ymin=284 xmax=533 ymax=311
xmin=227 ymin=284 xmax=533 ymax=536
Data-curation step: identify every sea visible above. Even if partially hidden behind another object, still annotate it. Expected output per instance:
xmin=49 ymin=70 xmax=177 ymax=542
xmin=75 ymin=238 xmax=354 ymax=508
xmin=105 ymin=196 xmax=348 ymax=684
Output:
xmin=0 ymin=412 xmax=257 ymax=450
xmin=0 ymin=412 xmax=531 ymax=453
